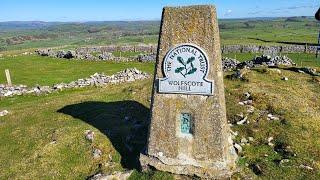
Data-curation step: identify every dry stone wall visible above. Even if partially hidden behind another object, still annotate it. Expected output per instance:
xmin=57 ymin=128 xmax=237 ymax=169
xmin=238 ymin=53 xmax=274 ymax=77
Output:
xmin=222 ymin=44 xmax=317 ymax=54
xmin=35 ymin=44 xmax=318 ymax=63
xmin=76 ymin=44 xmax=157 ymax=54
xmin=0 ymin=68 xmax=150 ymax=98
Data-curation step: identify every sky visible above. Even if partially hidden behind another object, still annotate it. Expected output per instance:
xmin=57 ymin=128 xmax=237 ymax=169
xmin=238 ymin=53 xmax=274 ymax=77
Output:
xmin=0 ymin=0 xmax=319 ymax=22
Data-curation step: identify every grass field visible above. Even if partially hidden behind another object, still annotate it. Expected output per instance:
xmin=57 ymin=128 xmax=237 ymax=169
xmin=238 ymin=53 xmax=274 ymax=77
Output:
xmin=0 ymin=55 xmax=154 ymax=86
xmin=220 ymin=20 xmax=319 ymax=45
xmin=0 ymin=63 xmax=319 ymax=179
xmin=1 ymin=54 xmax=318 ymax=87
xmin=0 ymin=79 xmax=173 ymax=179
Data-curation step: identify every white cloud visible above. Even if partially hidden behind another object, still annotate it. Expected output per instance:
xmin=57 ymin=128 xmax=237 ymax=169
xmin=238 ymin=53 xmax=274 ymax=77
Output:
xmin=224 ymin=9 xmax=233 ymax=16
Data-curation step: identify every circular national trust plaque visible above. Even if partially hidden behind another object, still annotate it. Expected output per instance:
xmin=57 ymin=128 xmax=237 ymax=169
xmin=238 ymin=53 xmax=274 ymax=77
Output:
xmin=158 ymin=43 xmax=213 ymax=95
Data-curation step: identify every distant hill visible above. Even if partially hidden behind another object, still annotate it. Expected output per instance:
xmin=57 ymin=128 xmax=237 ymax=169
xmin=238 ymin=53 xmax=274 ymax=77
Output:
xmin=0 ymin=17 xmax=318 ymax=52
xmin=0 ymin=21 xmax=58 ymax=30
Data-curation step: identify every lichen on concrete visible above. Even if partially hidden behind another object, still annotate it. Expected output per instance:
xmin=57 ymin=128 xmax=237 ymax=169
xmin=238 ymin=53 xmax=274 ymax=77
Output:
xmin=140 ymin=5 xmax=237 ymax=179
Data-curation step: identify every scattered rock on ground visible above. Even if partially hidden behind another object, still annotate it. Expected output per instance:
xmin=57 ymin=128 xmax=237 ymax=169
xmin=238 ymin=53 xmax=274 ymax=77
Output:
xmin=244 ymin=92 xmax=251 ymax=99
xmin=247 ymin=105 xmax=255 ymax=113
xmin=267 ymin=114 xmax=280 ymax=121
xmin=92 ymin=148 xmax=102 ymax=159
xmin=89 ymin=170 xmax=133 ymax=180
xmin=233 ymin=143 xmax=243 ymax=154
xmin=267 ymin=137 xmax=274 ymax=147
xmin=248 ymin=137 xmax=254 ymax=142
xmin=239 ymin=100 xmax=253 ymax=106
xmin=295 ymin=67 xmax=319 ymax=76
xmin=0 ymin=110 xmax=9 ymax=117
xmin=280 ymin=159 xmax=290 ymax=166
xmin=237 ymin=116 xmax=248 ymax=125
xmin=299 ymin=164 xmax=313 ymax=171
xmin=241 ymin=137 xmax=249 ymax=146
xmin=85 ymin=130 xmax=95 ymax=142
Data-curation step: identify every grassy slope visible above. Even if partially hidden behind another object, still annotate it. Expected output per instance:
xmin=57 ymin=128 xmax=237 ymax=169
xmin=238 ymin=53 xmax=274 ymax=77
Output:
xmin=0 ymin=81 xmax=141 ymax=179
xmin=0 ymin=55 xmax=154 ymax=86
xmin=0 ymin=56 xmax=319 ymax=179
xmin=0 ymin=67 xmax=319 ymax=179
xmin=0 ymin=79 xmax=173 ymax=179
xmin=225 ymin=68 xmax=320 ymax=179
xmin=0 ymin=21 xmax=160 ymax=51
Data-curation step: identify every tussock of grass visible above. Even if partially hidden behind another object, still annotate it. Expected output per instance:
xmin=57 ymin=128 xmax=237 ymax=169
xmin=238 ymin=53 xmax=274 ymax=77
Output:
xmin=225 ymin=67 xmax=320 ymax=179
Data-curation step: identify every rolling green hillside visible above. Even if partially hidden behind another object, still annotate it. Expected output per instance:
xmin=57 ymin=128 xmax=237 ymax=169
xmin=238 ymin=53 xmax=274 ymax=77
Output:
xmin=0 ymin=17 xmax=319 ymax=51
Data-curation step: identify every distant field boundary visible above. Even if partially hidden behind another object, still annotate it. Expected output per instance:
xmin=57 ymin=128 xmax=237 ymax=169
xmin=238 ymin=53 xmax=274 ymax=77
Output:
xmin=222 ymin=44 xmax=318 ymax=54
xmin=77 ymin=44 xmax=158 ymax=54
xmin=76 ymin=44 xmax=319 ymax=55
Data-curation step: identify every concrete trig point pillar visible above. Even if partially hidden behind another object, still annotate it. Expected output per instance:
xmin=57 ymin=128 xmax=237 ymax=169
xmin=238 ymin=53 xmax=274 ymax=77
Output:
xmin=140 ymin=5 xmax=237 ymax=179
xmin=5 ymin=69 xmax=12 ymax=86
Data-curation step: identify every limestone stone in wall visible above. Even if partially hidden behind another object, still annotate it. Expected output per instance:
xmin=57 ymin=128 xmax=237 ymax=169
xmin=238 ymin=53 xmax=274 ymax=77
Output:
xmin=98 ymin=52 xmax=114 ymax=60
xmin=260 ymin=46 xmax=281 ymax=55
xmin=137 ymin=53 xmax=156 ymax=62
xmin=282 ymin=45 xmax=305 ymax=53
xmin=119 ymin=45 xmax=135 ymax=52
xmin=222 ymin=45 xmax=242 ymax=53
xmin=306 ymin=46 xmax=317 ymax=54
xmin=242 ymin=45 xmax=260 ymax=53
xmin=134 ymin=44 xmax=156 ymax=53
xmin=56 ymin=51 xmax=66 ymax=58
xmin=100 ymin=45 xmax=117 ymax=53
xmin=36 ymin=49 xmax=56 ymax=57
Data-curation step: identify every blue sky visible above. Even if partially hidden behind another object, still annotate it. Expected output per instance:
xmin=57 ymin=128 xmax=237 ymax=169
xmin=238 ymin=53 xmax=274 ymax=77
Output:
xmin=1 ymin=0 xmax=319 ymax=22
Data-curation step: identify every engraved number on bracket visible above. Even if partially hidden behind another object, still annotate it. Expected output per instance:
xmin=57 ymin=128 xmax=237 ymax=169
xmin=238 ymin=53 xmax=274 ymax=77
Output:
xmin=180 ymin=113 xmax=192 ymax=134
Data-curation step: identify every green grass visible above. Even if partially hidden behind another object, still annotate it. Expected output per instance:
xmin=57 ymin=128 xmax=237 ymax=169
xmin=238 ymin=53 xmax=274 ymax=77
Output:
xmin=0 ymin=66 xmax=319 ymax=179
xmin=0 ymin=55 xmax=154 ymax=86
xmin=220 ymin=18 xmax=319 ymax=45
xmin=225 ymin=68 xmax=320 ymax=179
xmin=0 ymin=80 xmax=153 ymax=179
xmin=285 ymin=53 xmax=320 ymax=67
xmin=1 ymin=53 xmax=318 ymax=87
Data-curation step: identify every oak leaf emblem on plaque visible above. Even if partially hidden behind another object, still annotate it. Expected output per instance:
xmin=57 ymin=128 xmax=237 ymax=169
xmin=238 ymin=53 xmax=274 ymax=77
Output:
xmin=174 ymin=56 xmax=197 ymax=78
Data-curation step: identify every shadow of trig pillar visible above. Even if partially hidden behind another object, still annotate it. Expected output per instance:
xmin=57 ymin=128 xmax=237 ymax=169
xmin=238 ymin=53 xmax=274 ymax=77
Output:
xmin=140 ymin=5 xmax=238 ymax=178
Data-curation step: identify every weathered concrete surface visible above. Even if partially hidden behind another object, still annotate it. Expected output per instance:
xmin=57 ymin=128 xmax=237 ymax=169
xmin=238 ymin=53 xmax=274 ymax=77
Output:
xmin=140 ymin=5 xmax=237 ymax=179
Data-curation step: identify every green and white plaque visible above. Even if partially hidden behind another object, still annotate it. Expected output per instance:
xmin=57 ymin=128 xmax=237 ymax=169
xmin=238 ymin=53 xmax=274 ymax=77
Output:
xmin=158 ymin=43 xmax=213 ymax=95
